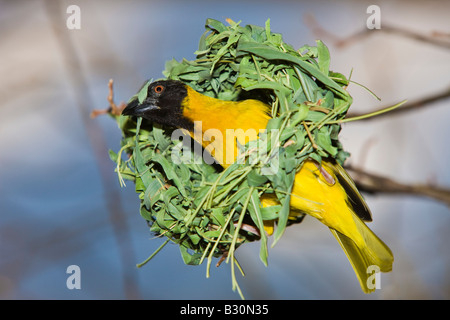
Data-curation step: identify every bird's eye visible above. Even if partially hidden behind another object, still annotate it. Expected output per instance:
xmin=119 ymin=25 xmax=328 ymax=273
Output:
xmin=154 ymin=85 xmax=164 ymax=94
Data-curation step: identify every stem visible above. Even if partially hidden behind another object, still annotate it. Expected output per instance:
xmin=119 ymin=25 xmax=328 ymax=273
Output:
xmin=227 ymin=188 xmax=255 ymax=295
xmin=206 ymin=208 xmax=236 ymax=278
xmin=326 ymin=100 xmax=407 ymax=124
xmin=136 ymin=239 xmax=170 ymax=268
xmin=302 ymin=121 xmax=318 ymax=149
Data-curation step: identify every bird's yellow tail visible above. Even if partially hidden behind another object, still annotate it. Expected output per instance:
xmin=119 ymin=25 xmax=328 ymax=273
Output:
xmin=282 ymin=159 xmax=394 ymax=293
xmin=330 ymin=216 xmax=393 ymax=293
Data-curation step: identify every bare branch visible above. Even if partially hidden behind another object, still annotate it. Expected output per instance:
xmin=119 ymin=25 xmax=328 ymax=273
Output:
xmin=347 ymin=86 xmax=450 ymax=120
xmin=304 ymin=14 xmax=450 ymax=50
xmin=346 ymin=165 xmax=450 ymax=207
xmin=335 ymin=25 xmax=450 ymax=50
xmin=91 ymin=79 xmax=126 ymax=118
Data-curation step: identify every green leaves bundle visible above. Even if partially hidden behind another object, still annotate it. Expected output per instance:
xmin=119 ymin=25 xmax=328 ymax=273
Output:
xmin=110 ymin=19 xmax=358 ymax=298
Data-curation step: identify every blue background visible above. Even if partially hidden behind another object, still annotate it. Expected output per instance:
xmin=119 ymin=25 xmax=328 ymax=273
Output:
xmin=1 ymin=0 xmax=449 ymax=299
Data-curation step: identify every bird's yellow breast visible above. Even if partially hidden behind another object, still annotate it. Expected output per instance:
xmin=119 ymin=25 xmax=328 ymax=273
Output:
xmin=181 ymin=86 xmax=270 ymax=166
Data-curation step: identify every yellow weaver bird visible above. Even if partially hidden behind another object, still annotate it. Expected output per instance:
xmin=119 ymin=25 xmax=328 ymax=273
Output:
xmin=122 ymin=79 xmax=394 ymax=293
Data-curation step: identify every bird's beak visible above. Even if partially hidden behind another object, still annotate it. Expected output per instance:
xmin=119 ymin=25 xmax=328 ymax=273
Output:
xmin=122 ymin=98 xmax=159 ymax=117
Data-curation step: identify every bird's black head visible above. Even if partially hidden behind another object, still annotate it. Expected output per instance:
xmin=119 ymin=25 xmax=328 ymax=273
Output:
xmin=122 ymin=79 xmax=193 ymax=131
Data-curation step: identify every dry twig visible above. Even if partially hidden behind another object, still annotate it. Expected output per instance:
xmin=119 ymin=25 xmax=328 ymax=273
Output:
xmin=304 ymin=14 xmax=450 ymax=50
xmin=346 ymin=165 xmax=450 ymax=206
xmin=91 ymin=79 xmax=126 ymax=118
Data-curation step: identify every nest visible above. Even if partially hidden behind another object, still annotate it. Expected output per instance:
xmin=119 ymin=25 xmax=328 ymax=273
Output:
xmin=110 ymin=19 xmax=358 ymax=297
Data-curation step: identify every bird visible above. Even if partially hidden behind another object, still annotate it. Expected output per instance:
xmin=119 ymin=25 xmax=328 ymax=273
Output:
xmin=122 ymin=79 xmax=394 ymax=293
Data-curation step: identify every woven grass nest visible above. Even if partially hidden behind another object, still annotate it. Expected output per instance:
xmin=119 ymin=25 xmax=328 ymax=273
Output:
xmin=109 ymin=19 xmax=397 ymax=297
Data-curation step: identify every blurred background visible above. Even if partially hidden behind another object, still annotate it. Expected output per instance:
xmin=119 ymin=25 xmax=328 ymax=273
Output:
xmin=1 ymin=0 xmax=449 ymax=299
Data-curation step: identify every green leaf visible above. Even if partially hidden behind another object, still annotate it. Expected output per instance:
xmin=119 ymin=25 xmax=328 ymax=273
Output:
xmin=210 ymin=208 xmax=226 ymax=226
xmin=237 ymin=41 xmax=347 ymax=97
xmin=265 ymin=117 xmax=283 ymax=131
xmin=248 ymin=189 xmax=268 ymax=266
xmin=153 ymin=125 xmax=171 ymax=152
xmin=243 ymin=81 xmax=292 ymax=96
xmin=247 ymin=169 xmax=269 ymax=187
xmin=264 ymin=18 xmax=271 ymax=43
xmin=272 ymin=171 xmax=295 ymax=246
xmin=179 ymin=246 xmax=203 ymax=265
xmin=290 ymin=104 xmax=309 ymax=126
xmin=139 ymin=204 xmax=152 ymax=221
xmin=306 ymin=110 xmax=327 ymax=122
xmin=144 ymin=179 xmax=164 ymax=208
xmin=108 ymin=149 xmax=119 ymax=163
xmin=329 ymin=71 xmax=349 ymax=87
xmin=151 ymin=153 xmax=187 ymax=197
xmin=137 ymin=81 xmax=151 ymax=104
xmin=133 ymin=122 xmax=152 ymax=188
xmin=315 ymin=127 xmax=338 ymax=156
xmin=205 ymin=18 xmax=227 ymax=33
xmin=189 ymin=233 xmax=201 ymax=245
xmin=260 ymin=205 xmax=280 ymax=220
xmin=197 ymin=30 xmax=209 ymax=52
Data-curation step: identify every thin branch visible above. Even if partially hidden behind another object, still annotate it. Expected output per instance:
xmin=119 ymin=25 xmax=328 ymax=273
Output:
xmin=345 ymin=165 xmax=450 ymax=207
xmin=346 ymin=86 xmax=450 ymax=120
xmin=304 ymin=14 xmax=450 ymax=50
xmin=44 ymin=0 xmax=140 ymax=299
xmin=91 ymin=79 xmax=126 ymax=118
xmin=335 ymin=25 xmax=450 ymax=50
